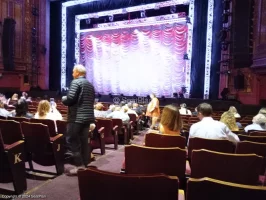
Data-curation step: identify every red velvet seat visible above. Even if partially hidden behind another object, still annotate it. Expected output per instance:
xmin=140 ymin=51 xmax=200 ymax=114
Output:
xmin=145 ymin=133 xmax=186 ymax=149
xmin=112 ymin=118 xmax=129 ymax=144
xmin=7 ymin=116 xmax=30 ymax=123
xmin=188 ymin=137 xmax=236 ymax=160
xmin=238 ymin=134 xmax=266 ymax=143
xmin=125 ymin=145 xmax=186 ymax=183
xmin=90 ymin=124 xmax=105 ymax=155
xmin=30 ymin=118 xmax=57 ymax=136
xmin=0 ymin=130 xmax=26 ymax=194
xmin=249 ymin=131 xmax=266 ymax=136
xmin=20 ymin=122 xmax=64 ymax=175
xmin=78 ymin=166 xmax=184 ymax=200
xmin=0 ymin=120 xmax=23 ymax=144
xmin=128 ymin=113 xmax=138 ymax=136
xmin=191 ymin=149 xmax=263 ymax=185
xmin=187 ymin=177 xmax=266 ymax=200
xmin=56 ymin=120 xmax=67 ymax=135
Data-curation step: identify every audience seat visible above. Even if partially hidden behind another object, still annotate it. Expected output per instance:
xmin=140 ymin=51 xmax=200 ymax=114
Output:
xmin=188 ymin=137 xmax=236 ymax=160
xmin=56 ymin=120 xmax=67 ymax=135
xmin=191 ymin=149 xmax=263 ymax=185
xmin=238 ymin=134 xmax=266 ymax=143
xmin=20 ymin=122 xmax=64 ymax=175
xmin=7 ymin=117 xmax=30 ymax=123
xmin=112 ymin=118 xmax=129 ymax=144
xmin=128 ymin=113 xmax=138 ymax=135
xmin=78 ymin=166 xmax=184 ymax=200
xmin=90 ymin=119 xmax=105 ymax=155
xmin=124 ymin=145 xmax=186 ymax=186
xmin=249 ymin=131 xmax=266 ymax=136
xmin=187 ymin=177 xmax=266 ymax=200
xmin=145 ymin=133 xmax=186 ymax=149
xmin=0 ymin=120 xmax=24 ymax=145
xmin=30 ymin=118 xmax=57 ymax=136
xmin=0 ymin=130 xmax=27 ymax=194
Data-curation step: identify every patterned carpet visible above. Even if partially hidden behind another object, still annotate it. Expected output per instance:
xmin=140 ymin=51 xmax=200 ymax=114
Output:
xmin=0 ymin=130 xmax=147 ymax=200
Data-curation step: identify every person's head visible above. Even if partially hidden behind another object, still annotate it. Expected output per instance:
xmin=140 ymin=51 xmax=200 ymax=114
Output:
xmin=72 ymin=64 xmax=86 ymax=79
xmin=127 ymin=102 xmax=133 ymax=109
xmin=37 ymin=100 xmax=51 ymax=117
xmin=220 ymin=111 xmax=238 ymax=131
xmin=252 ymin=114 xmax=266 ymax=126
xmin=0 ymin=101 xmax=4 ymax=108
xmin=150 ymin=93 xmax=156 ymax=99
xmin=228 ymin=106 xmax=237 ymax=114
xmin=133 ymin=103 xmax=139 ymax=108
xmin=95 ymin=103 xmax=104 ymax=111
xmin=11 ymin=93 xmax=18 ymax=100
xmin=22 ymin=92 xmax=28 ymax=98
xmin=160 ymin=105 xmax=182 ymax=132
xmin=122 ymin=106 xmax=128 ymax=113
xmin=196 ymin=103 xmax=213 ymax=120
xmin=15 ymin=99 xmax=28 ymax=117
xmin=115 ymin=106 xmax=121 ymax=111
xmin=180 ymin=103 xmax=186 ymax=108
xmin=259 ymin=107 xmax=266 ymax=117
xmin=109 ymin=104 xmax=116 ymax=112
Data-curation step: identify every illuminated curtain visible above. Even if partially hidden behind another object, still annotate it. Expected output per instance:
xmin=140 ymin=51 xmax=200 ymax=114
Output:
xmin=80 ymin=23 xmax=187 ymax=97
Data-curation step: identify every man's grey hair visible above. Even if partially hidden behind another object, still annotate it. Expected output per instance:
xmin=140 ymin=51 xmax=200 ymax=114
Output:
xmin=252 ymin=114 xmax=266 ymax=125
xmin=74 ymin=64 xmax=86 ymax=75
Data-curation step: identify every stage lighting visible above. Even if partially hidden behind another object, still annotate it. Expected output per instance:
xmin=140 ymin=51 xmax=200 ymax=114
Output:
xmin=109 ymin=15 xmax=114 ymax=22
xmin=85 ymin=18 xmax=91 ymax=24
xmin=140 ymin=10 xmax=146 ymax=18
xmin=183 ymin=53 xmax=189 ymax=60
xmin=170 ymin=6 xmax=176 ymax=14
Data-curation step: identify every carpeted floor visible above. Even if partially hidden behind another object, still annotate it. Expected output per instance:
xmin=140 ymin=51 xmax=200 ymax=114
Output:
xmin=0 ymin=130 xmax=147 ymax=200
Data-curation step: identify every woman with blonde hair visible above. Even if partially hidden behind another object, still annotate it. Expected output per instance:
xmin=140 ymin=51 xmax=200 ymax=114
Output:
xmin=228 ymin=106 xmax=241 ymax=118
xmin=220 ymin=111 xmax=239 ymax=131
xmin=35 ymin=100 xmax=52 ymax=119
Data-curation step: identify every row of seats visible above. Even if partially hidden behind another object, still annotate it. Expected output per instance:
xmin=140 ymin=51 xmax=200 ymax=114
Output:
xmin=78 ymin=167 xmax=266 ymax=200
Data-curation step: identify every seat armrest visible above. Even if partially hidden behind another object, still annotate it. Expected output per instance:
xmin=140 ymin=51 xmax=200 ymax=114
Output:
xmin=98 ymin=127 xmax=105 ymax=139
xmin=4 ymin=140 xmax=24 ymax=150
xmin=50 ymin=134 xmax=63 ymax=142
xmin=113 ymin=125 xmax=118 ymax=132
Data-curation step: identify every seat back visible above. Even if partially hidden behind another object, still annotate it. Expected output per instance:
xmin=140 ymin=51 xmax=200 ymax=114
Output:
xmin=30 ymin=118 xmax=57 ymax=136
xmin=125 ymin=145 xmax=186 ymax=178
xmin=78 ymin=167 xmax=179 ymax=200
xmin=21 ymin=122 xmax=50 ymax=153
xmin=96 ymin=118 xmax=113 ymax=138
xmin=0 ymin=116 xmax=6 ymax=120
xmin=236 ymin=141 xmax=266 ymax=174
xmin=187 ymin=177 xmax=266 ymax=200
xmin=145 ymin=133 xmax=186 ymax=149
xmin=249 ymin=131 xmax=266 ymax=136
xmin=7 ymin=116 xmax=30 ymax=123
xmin=238 ymin=134 xmax=266 ymax=143
xmin=0 ymin=119 xmax=23 ymax=144
xmin=191 ymin=149 xmax=263 ymax=185
xmin=188 ymin=137 xmax=235 ymax=160
xmin=111 ymin=118 xmax=123 ymax=131
xmin=56 ymin=120 xmax=67 ymax=135
xmin=128 ymin=113 xmax=137 ymax=122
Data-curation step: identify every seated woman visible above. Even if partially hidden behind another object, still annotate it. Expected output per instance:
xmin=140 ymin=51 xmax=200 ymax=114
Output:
xmin=244 ymin=114 xmax=266 ymax=133
xmin=34 ymin=100 xmax=62 ymax=120
xmin=148 ymin=105 xmax=183 ymax=135
xmin=220 ymin=111 xmax=239 ymax=132
xmin=7 ymin=93 xmax=19 ymax=107
xmin=12 ymin=99 xmax=33 ymax=118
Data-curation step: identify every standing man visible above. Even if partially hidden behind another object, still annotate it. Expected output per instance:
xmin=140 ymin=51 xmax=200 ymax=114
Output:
xmin=62 ymin=64 xmax=95 ymax=175
xmin=146 ymin=93 xmax=160 ymax=129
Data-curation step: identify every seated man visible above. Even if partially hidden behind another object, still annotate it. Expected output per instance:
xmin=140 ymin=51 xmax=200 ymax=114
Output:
xmin=189 ymin=103 xmax=239 ymax=144
xmin=244 ymin=114 xmax=266 ymax=133
xmin=94 ymin=103 xmax=108 ymax=118
xmin=106 ymin=106 xmax=130 ymax=124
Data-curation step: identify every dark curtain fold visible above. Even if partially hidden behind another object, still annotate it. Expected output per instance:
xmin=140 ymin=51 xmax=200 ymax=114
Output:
xmin=189 ymin=0 xmax=208 ymax=98
xmin=209 ymin=0 xmax=223 ymax=99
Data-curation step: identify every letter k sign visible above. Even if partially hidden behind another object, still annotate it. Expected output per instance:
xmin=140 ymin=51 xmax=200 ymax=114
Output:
xmin=14 ymin=153 xmax=22 ymax=164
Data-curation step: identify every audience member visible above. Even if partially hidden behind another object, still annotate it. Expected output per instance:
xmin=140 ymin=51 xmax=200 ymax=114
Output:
xmin=228 ymin=106 xmax=241 ymax=118
xmin=258 ymin=107 xmax=266 ymax=117
xmin=12 ymin=99 xmax=33 ymax=118
xmin=0 ymin=101 xmax=12 ymax=117
xmin=106 ymin=106 xmax=130 ymax=123
xmin=244 ymin=114 xmax=266 ymax=133
xmin=34 ymin=100 xmax=62 ymax=120
xmin=149 ymin=105 xmax=182 ymax=135
xmin=179 ymin=103 xmax=192 ymax=116
xmin=132 ymin=103 xmax=144 ymax=115
xmin=94 ymin=103 xmax=108 ymax=118
xmin=146 ymin=93 xmax=160 ymax=129
xmin=125 ymin=103 xmax=138 ymax=117
xmin=220 ymin=111 xmax=239 ymax=131
xmin=7 ymin=93 xmax=19 ymax=106
xmin=189 ymin=103 xmax=239 ymax=144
